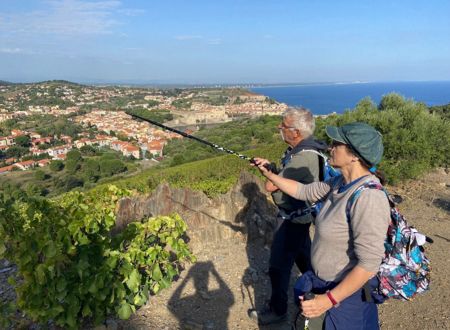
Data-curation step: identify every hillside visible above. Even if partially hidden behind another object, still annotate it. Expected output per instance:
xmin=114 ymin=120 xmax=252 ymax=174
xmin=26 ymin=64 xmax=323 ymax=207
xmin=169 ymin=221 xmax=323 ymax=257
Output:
xmin=1 ymin=94 xmax=449 ymax=329
xmin=1 ymin=168 xmax=449 ymax=329
xmin=115 ymin=169 xmax=450 ymax=330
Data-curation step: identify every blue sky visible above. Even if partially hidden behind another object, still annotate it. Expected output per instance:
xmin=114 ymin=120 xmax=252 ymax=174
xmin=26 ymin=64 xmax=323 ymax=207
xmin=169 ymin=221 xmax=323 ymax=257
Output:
xmin=0 ymin=0 xmax=449 ymax=84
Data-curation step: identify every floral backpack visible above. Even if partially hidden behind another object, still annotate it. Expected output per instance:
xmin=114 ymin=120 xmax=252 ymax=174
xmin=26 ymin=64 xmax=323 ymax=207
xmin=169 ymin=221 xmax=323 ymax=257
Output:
xmin=346 ymin=181 xmax=432 ymax=302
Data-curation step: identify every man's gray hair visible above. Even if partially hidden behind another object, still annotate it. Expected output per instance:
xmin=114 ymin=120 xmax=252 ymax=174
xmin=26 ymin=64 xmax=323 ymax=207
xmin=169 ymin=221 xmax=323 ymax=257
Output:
xmin=282 ymin=107 xmax=315 ymax=138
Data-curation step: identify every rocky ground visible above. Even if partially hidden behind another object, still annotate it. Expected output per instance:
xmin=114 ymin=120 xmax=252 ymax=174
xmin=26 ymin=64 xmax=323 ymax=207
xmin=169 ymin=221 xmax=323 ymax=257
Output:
xmin=118 ymin=169 xmax=450 ymax=330
xmin=1 ymin=169 xmax=449 ymax=329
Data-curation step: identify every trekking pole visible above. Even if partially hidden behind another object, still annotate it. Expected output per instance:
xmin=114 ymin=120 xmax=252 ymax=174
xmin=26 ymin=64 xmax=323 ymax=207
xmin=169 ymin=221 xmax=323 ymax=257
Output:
xmin=303 ymin=292 xmax=315 ymax=330
xmin=126 ymin=111 xmax=277 ymax=171
xmin=292 ymin=292 xmax=315 ymax=330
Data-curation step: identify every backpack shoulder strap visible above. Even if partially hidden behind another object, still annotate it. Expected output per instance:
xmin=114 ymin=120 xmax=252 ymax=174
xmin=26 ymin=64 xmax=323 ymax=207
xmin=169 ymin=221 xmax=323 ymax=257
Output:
xmin=297 ymin=149 xmax=327 ymax=180
xmin=297 ymin=149 xmax=326 ymax=159
xmin=345 ymin=181 xmax=389 ymax=222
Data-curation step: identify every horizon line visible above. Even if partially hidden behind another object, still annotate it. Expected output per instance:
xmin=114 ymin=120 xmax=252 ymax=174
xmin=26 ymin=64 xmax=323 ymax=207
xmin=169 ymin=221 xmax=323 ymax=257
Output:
xmin=1 ymin=78 xmax=450 ymax=88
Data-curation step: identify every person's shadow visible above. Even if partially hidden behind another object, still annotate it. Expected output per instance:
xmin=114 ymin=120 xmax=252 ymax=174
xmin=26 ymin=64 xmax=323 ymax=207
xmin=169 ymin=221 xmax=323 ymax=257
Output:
xmin=168 ymin=261 xmax=234 ymax=329
xmin=222 ymin=182 xmax=278 ymax=327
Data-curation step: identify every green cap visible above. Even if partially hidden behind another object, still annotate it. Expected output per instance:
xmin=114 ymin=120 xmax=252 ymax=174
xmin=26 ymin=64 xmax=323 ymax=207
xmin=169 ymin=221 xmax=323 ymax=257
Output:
xmin=326 ymin=122 xmax=383 ymax=166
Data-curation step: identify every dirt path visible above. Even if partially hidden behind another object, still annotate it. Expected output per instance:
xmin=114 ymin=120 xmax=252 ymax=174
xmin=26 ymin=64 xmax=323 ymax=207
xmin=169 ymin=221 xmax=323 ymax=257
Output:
xmin=117 ymin=169 xmax=450 ymax=330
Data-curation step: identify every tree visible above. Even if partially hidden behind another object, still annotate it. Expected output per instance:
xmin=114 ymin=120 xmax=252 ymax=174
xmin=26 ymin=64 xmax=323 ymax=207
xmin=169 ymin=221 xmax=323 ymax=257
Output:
xmin=66 ymin=149 xmax=82 ymax=162
xmin=100 ymin=159 xmax=127 ymax=177
xmin=63 ymin=176 xmax=84 ymax=191
xmin=378 ymin=93 xmax=407 ymax=111
xmin=83 ymin=158 xmax=101 ymax=182
xmin=80 ymin=145 xmax=98 ymax=156
xmin=171 ymin=154 xmax=186 ymax=166
xmin=117 ymin=133 xmax=129 ymax=142
xmin=5 ymin=146 xmax=29 ymax=158
xmin=34 ymin=169 xmax=48 ymax=180
xmin=233 ymin=96 xmax=244 ymax=105
xmin=65 ymin=159 xmax=81 ymax=174
xmin=15 ymin=135 xmax=31 ymax=147
xmin=50 ymin=160 xmax=64 ymax=171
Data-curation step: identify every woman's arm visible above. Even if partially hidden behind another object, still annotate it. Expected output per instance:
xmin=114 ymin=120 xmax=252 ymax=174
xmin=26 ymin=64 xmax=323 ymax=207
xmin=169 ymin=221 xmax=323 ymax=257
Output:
xmin=300 ymin=266 xmax=375 ymax=318
xmin=300 ymin=190 xmax=390 ymax=317
xmin=264 ymin=180 xmax=279 ymax=192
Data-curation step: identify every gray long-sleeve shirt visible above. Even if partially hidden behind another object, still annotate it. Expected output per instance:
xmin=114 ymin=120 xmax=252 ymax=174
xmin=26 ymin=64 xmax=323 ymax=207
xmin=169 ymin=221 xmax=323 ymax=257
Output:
xmin=295 ymin=175 xmax=390 ymax=282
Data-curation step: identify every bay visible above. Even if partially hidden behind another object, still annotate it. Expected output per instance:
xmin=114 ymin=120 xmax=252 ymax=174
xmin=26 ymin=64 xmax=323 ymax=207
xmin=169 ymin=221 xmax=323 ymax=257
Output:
xmin=250 ymin=81 xmax=450 ymax=115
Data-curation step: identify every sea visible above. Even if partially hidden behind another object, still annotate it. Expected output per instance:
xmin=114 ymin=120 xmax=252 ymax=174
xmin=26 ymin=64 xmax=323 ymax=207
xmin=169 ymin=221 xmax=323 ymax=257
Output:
xmin=250 ymin=81 xmax=450 ymax=115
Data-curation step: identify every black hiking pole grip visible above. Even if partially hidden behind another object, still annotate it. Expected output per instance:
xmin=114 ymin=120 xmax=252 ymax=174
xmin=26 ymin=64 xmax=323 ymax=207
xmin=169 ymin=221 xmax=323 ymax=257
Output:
xmin=293 ymin=292 xmax=316 ymax=330
xmin=304 ymin=292 xmax=315 ymax=301
xmin=249 ymin=158 xmax=278 ymax=173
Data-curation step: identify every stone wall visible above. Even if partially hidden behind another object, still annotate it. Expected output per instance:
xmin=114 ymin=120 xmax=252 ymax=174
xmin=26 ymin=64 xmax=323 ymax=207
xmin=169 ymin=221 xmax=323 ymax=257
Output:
xmin=115 ymin=171 xmax=278 ymax=252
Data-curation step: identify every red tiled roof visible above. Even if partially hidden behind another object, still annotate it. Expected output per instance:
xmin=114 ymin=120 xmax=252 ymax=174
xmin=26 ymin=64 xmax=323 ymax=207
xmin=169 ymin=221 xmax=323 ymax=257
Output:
xmin=148 ymin=141 xmax=164 ymax=149
xmin=0 ymin=165 xmax=14 ymax=173
xmin=17 ymin=160 xmax=35 ymax=166
xmin=124 ymin=145 xmax=139 ymax=152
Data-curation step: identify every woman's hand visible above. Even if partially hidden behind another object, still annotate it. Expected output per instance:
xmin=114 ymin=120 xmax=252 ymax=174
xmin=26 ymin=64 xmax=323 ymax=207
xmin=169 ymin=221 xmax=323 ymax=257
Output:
xmin=250 ymin=157 xmax=272 ymax=177
xmin=251 ymin=157 xmax=302 ymax=198
xmin=300 ymin=293 xmax=333 ymax=318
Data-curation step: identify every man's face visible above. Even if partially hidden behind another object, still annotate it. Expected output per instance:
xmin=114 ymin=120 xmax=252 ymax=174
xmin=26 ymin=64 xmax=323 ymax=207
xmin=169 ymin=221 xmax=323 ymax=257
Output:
xmin=277 ymin=116 xmax=299 ymax=146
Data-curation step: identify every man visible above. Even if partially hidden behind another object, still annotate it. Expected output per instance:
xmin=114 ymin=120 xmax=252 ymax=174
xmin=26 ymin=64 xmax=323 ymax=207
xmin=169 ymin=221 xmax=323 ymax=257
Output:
xmin=256 ymin=107 xmax=327 ymax=325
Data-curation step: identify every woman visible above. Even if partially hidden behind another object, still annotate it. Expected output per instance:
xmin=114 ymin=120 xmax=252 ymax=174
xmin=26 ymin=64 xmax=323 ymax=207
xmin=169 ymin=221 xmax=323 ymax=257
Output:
xmin=253 ymin=122 xmax=390 ymax=330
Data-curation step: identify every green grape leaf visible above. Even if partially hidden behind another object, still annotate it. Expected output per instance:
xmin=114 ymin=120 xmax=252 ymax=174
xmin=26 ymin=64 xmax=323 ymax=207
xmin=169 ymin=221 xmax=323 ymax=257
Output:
xmin=152 ymin=264 xmax=162 ymax=282
xmin=117 ymin=302 xmax=132 ymax=320
xmin=36 ymin=264 xmax=46 ymax=285
xmin=56 ymin=278 xmax=67 ymax=292
xmin=82 ymin=304 xmax=92 ymax=317
xmin=125 ymin=269 xmax=140 ymax=293
xmin=44 ymin=241 xmax=56 ymax=258
xmin=88 ymin=280 xmax=98 ymax=294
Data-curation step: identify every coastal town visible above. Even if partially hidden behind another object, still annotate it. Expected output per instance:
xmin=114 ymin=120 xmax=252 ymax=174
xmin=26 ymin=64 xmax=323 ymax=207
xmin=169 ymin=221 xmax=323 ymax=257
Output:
xmin=0 ymin=81 xmax=287 ymax=175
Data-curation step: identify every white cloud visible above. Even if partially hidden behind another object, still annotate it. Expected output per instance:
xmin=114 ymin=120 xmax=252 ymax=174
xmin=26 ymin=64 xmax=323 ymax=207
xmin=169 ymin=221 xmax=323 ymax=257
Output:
xmin=0 ymin=47 xmax=36 ymax=54
xmin=207 ymin=38 xmax=222 ymax=45
xmin=0 ymin=47 xmax=22 ymax=54
xmin=174 ymin=35 xmax=203 ymax=41
xmin=0 ymin=0 xmax=142 ymax=36
xmin=117 ymin=8 xmax=146 ymax=16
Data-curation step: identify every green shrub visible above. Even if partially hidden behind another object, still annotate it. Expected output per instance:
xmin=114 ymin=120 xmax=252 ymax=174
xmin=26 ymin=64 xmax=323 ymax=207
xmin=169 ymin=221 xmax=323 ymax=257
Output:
xmin=0 ymin=186 xmax=195 ymax=328
xmin=34 ymin=169 xmax=48 ymax=181
xmin=100 ymin=159 xmax=127 ymax=177
xmin=315 ymin=94 xmax=450 ymax=183
xmin=50 ymin=160 xmax=64 ymax=171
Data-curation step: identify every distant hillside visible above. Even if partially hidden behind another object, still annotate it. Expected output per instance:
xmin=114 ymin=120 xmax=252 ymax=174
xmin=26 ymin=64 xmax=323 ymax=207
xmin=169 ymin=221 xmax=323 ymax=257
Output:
xmin=35 ymin=80 xmax=83 ymax=87
xmin=0 ymin=80 xmax=83 ymax=87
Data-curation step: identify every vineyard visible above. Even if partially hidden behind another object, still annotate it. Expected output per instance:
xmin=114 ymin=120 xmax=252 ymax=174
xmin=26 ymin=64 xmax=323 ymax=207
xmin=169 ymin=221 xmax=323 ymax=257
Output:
xmin=0 ymin=186 xmax=195 ymax=328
